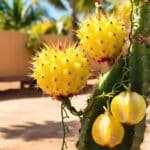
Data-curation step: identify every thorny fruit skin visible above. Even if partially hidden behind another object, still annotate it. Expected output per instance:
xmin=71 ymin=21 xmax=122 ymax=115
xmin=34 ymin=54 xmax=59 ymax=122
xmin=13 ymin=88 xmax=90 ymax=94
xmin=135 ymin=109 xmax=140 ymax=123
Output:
xmin=92 ymin=112 xmax=125 ymax=148
xmin=32 ymin=45 xmax=90 ymax=98
xmin=77 ymin=14 xmax=125 ymax=62
xmin=111 ymin=91 xmax=146 ymax=125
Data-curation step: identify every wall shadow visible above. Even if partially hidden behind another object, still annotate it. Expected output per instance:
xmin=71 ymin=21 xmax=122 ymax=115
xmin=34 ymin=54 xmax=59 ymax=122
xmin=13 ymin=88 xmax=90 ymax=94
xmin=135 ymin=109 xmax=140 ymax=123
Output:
xmin=0 ymin=88 xmax=44 ymax=101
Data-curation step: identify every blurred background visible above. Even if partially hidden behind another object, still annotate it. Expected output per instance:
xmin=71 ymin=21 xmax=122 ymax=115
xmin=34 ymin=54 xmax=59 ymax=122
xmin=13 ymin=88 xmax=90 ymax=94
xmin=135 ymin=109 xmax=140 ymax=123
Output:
xmin=0 ymin=0 xmax=120 ymax=35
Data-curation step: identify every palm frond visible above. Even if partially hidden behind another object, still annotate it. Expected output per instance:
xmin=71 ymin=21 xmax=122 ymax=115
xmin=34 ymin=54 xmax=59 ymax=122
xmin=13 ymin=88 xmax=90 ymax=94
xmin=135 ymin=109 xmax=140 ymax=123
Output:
xmin=12 ymin=0 xmax=22 ymax=27
xmin=46 ymin=0 xmax=66 ymax=10
xmin=0 ymin=0 xmax=11 ymax=14
xmin=0 ymin=0 xmax=45 ymax=30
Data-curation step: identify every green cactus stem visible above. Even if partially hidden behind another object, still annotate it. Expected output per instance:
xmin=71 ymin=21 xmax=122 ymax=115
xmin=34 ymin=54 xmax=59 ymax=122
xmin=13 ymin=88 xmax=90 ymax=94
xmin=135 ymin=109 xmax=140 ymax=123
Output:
xmin=77 ymin=0 xmax=150 ymax=150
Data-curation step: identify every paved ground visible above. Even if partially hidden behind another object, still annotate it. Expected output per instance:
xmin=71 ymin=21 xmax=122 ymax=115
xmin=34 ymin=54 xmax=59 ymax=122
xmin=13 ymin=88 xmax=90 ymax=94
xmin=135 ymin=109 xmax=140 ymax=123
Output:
xmin=0 ymin=80 xmax=150 ymax=150
xmin=0 ymin=80 xmax=94 ymax=150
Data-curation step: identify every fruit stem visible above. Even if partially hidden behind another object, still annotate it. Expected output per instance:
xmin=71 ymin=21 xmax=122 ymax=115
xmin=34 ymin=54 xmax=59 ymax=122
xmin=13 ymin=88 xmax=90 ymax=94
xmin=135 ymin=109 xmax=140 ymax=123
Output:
xmin=61 ymin=102 xmax=69 ymax=150
xmin=61 ymin=98 xmax=84 ymax=121
xmin=128 ymin=83 xmax=132 ymax=91
xmin=122 ymin=83 xmax=130 ymax=91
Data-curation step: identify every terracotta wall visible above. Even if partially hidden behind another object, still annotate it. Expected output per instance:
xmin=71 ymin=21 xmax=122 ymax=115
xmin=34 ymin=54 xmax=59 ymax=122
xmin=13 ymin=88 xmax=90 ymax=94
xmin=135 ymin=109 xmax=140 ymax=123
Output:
xmin=0 ymin=31 xmax=72 ymax=81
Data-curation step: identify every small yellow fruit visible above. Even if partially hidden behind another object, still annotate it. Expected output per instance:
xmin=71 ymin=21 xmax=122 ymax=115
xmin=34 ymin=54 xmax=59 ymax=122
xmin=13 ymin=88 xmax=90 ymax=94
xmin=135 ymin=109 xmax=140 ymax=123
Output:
xmin=111 ymin=91 xmax=146 ymax=125
xmin=77 ymin=14 xmax=125 ymax=62
xmin=32 ymin=44 xmax=90 ymax=97
xmin=92 ymin=112 xmax=124 ymax=148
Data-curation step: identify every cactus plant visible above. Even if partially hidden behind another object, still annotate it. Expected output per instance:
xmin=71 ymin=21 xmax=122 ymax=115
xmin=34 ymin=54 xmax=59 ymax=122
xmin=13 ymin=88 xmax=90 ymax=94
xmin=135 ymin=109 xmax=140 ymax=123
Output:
xmin=77 ymin=0 xmax=150 ymax=150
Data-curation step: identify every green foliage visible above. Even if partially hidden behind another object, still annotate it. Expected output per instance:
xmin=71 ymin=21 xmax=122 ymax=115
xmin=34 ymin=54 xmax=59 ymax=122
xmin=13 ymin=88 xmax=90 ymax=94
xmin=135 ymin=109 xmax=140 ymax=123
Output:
xmin=26 ymin=20 xmax=57 ymax=52
xmin=26 ymin=15 xmax=72 ymax=52
xmin=72 ymin=0 xmax=95 ymax=13
xmin=0 ymin=11 xmax=5 ymax=29
xmin=48 ymin=0 xmax=122 ymax=14
xmin=0 ymin=0 xmax=44 ymax=30
xmin=47 ymin=0 xmax=95 ymax=14
xmin=47 ymin=0 xmax=66 ymax=10
xmin=56 ymin=15 xmax=72 ymax=34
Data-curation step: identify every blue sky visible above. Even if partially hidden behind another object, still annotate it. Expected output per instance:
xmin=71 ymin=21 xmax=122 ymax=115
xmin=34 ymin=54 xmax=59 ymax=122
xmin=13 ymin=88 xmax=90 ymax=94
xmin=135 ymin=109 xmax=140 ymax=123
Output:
xmin=39 ymin=0 xmax=72 ymax=20
xmin=7 ymin=0 xmax=72 ymax=20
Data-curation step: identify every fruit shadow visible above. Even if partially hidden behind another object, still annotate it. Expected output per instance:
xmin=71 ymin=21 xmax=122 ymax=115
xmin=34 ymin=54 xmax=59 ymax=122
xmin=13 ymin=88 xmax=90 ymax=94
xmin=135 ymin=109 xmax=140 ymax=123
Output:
xmin=0 ymin=84 xmax=94 ymax=101
xmin=0 ymin=120 xmax=79 ymax=141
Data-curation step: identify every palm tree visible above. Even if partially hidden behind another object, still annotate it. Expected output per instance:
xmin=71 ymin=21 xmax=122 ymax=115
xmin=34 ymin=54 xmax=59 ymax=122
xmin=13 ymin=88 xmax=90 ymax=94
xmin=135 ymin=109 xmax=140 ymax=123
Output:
xmin=0 ymin=0 xmax=44 ymax=30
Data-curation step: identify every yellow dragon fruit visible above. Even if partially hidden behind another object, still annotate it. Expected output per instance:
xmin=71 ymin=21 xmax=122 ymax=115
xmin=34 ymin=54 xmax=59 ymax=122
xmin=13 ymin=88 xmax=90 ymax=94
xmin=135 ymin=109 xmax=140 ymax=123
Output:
xmin=32 ymin=44 xmax=90 ymax=98
xmin=111 ymin=91 xmax=146 ymax=125
xmin=77 ymin=14 xmax=125 ymax=62
xmin=92 ymin=111 xmax=125 ymax=147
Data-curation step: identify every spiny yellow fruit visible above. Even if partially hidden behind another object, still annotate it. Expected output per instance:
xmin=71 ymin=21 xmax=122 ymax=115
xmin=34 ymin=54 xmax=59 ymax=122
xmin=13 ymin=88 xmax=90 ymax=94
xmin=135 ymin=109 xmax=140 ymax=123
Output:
xmin=115 ymin=0 xmax=131 ymax=26
xmin=111 ymin=91 xmax=146 ymax=125
xmin=32 ymin=44 xmax=90 ymax=98
xmin=92 ymin=111 xmax=124 ymax=148
xmin=77 ymin=14 xmax=125 ymax=62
